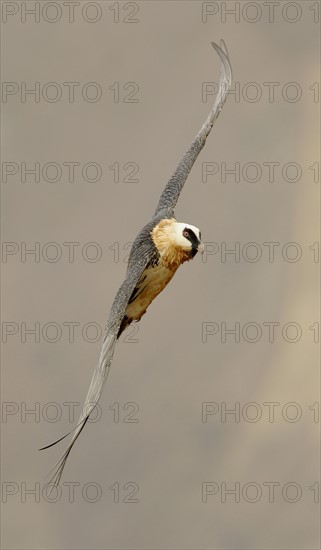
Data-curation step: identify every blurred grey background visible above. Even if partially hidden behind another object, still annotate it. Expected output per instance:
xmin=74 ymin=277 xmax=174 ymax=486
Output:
xmin=2 ymin=1 xmax=320 ymax=549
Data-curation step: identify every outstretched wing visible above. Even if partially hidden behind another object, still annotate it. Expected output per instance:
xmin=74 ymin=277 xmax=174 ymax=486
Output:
xmin=154 ymin=40 xmax=232 ymax=219
xmin=40 ymin=331 xmax=117 ymax=490
xmin=40 ymin=222 xmax=157 ymax=490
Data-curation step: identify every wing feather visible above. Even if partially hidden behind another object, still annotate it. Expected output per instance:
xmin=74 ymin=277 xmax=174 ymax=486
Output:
xmin=40 ymin=223 xmax=157 ymax=490
xmin=154 ymin=40 xmax=232 ymax=218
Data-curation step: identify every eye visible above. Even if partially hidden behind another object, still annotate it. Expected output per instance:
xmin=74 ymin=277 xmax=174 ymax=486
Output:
xmin=183 ymin=230 xmax=189 ymax=238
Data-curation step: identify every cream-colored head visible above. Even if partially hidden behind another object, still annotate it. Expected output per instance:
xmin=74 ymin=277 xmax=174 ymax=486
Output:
xmin=152 ymin=219 xmax=204 ymax=267
xmin=152 ymin=218 xmax=204 ymax=255
xmin=171 ymin=222 xmax=203 ymax=252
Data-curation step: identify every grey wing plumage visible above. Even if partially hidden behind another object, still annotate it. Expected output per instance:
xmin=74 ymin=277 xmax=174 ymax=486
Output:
xmin=154 ymin=40 xmax=232 ymax=219
xmin=41 ymin=331 xmax=117 ymax=490
xmin=107 ymin=220 xmax=159 ymax=334
xmin=40 ymin=222 xmax=157 ymax=490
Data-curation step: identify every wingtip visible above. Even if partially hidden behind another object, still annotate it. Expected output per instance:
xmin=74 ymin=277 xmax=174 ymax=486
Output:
xmin=211 ymin=40 xmax=229 ymax=58
xmin=210 ymin=39 xmax=232 ymax=87
xmin=220 ymin=39 xmax=229 ymax=57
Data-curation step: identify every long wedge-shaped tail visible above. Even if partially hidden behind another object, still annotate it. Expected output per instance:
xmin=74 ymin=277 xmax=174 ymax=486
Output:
xmin=40 ymin=332 xmax=117 ymax=490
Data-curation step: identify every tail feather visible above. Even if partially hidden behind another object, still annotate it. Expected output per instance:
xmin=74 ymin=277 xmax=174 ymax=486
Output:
xmin=41 ymin=331 xmax=117 ymax=490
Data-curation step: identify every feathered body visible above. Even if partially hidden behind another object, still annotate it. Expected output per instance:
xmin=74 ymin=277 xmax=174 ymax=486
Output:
xmin=118 ymin=218 xmax=200 ymax=336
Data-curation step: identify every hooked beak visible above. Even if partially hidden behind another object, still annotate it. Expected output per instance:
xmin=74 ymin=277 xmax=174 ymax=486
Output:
xmin=197 ymin=241 xmax=205 ymax=254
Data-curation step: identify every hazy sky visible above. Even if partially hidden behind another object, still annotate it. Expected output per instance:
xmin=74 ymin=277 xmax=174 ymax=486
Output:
xmin=2 ymin=1 xmax=320 ymax=548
